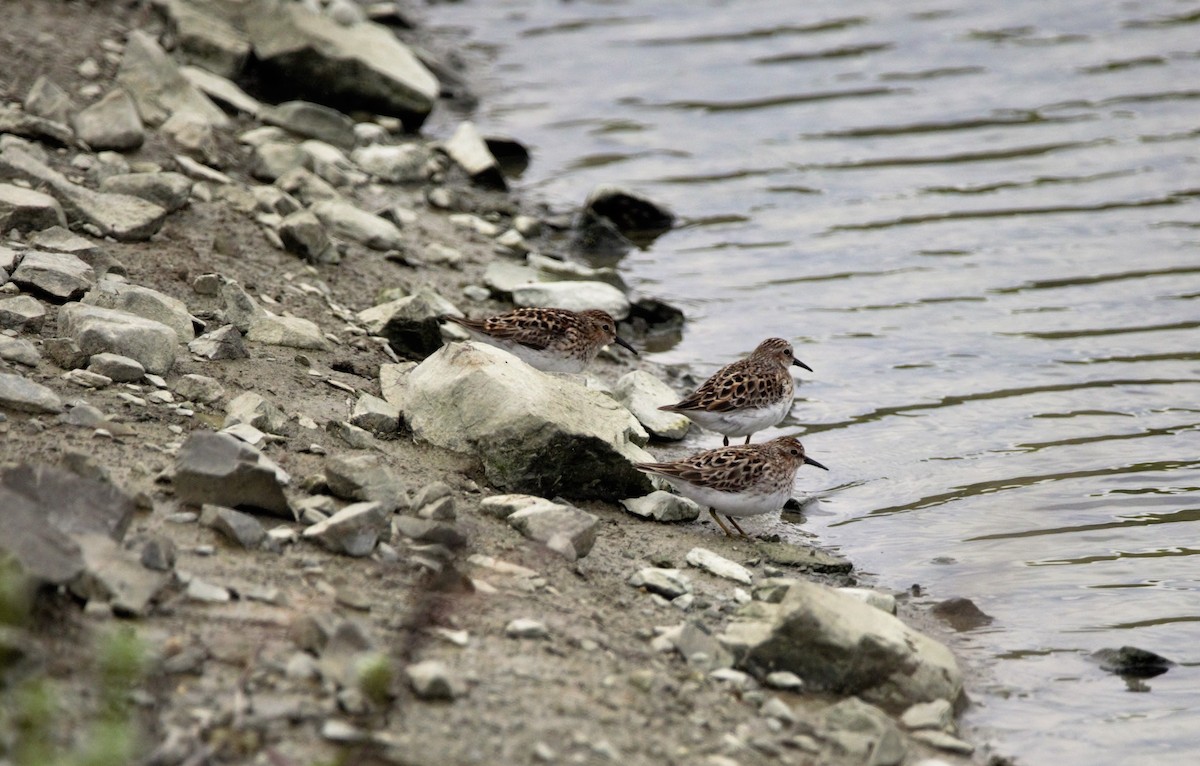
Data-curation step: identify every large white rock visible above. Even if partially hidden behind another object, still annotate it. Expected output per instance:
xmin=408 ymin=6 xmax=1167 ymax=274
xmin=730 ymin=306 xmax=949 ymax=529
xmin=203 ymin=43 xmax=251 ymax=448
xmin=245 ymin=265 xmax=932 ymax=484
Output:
xmin=512 ymin=280 xmax=631 ymax=320
xmin=719 ymin=579 xmax=963 ymax=713
xmin=405 ymin=341 xmax=654 ymax=501
xmin=614 ymin=370 xmax=691 ymax=440
xmin=58 ymin=303 xmax=177 ymax=375
xmin=310 ymin=198 xmax=403 ymax=251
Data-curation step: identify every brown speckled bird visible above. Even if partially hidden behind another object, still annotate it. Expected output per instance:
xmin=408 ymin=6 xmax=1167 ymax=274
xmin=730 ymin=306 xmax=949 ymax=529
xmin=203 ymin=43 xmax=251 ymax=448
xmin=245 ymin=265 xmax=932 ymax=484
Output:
xmin=442 ymin=307 xmax=637 ymax=373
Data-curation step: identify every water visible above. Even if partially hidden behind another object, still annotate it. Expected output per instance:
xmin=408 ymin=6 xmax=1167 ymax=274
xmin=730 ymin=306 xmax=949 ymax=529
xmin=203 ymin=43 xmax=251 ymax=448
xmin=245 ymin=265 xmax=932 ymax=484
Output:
xmin=420 ymin=1 xmax=1200 ymax=762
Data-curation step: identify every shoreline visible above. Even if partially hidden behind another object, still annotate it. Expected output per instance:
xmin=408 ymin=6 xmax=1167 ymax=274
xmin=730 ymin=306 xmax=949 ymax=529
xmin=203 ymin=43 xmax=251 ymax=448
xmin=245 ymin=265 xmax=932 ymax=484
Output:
xmin=0 ymin=2 xmax=995 ymax=764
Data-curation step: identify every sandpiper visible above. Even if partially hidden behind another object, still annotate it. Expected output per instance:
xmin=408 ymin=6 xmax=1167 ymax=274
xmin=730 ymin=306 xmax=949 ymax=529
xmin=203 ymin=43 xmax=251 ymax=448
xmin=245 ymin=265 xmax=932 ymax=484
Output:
xmin=442 ymin=307 xmax=637 ymax=373
xmin=635 ymin=435 xmax=828 ymax=537
xmin=659 ymin=337 xmax=811 ymax=445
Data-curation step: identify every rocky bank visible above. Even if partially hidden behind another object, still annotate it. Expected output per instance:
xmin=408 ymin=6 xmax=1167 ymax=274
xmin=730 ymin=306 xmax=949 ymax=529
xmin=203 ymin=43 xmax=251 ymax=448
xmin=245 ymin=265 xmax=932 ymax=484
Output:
xmin=0 ymin=2 xmax=993 ymax=765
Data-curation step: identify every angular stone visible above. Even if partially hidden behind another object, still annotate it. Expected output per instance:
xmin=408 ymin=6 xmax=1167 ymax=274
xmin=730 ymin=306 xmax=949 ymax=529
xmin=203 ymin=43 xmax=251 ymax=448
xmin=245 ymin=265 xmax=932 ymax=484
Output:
xmin=167 ymin=1 xmax=252 ymax=79
xmin=253 ymin=141 xmax=308 ymax=182
xmin=181 ymin=66 xmax=261 ymax=115
xmin=629 ymin=568 xmax=691 ymax=599
xmin=174 ymin=373 xmax=225 ymax=403
xmin=621 ymin=491 xmax=701 ymax=522
xmin=324 ymin=453 xmax=406 ymax=511
xmin=686 ymin=547 xmax=753 ymax=585
xmin=838 ymin=587 xmax=897 ymax=615
xmin=0 ymin=336 xmax=40 ymax=367
xmin=3 ymin=462 xmax=135 ymax=541
xmin=719 ymin=580 xmax=963 ymax=713
xmin=24 ymin=76 xmax=76 ymax=125
xmin=275 ymin=166 xmax=339 ymax=205
xmin=379 ymin=361 xmax=416 ymax=410
xmin=44 ymin=337 xmax=88 ymax=369
xmin=10 ymin=250 xmax=94 ymax=302
xmin=140 ymin=536 xmax=177 ymax=571
xmin=505 ymin=618 xmax=549 ymax=639
xmin=483 ymin=259 xmax=538 ymax=296
xmin=202 ymin=504 xmax=267 ymax=549
xmin=393 ymin=516 xmax=465 ymax=547
xmin=116 ymin=30 xmax=229 ymax=129
xmin=300 ymin=139 xmax=366 ymax=186
xmin=302 ymin=501 xmax=388 ymax=557
xmin=188 ymin=324 xmax=248 ymax=360
xmin=350 ymin=143 xmax=430 ymax=183
xmin=0 ymin=372 xmax=63 ymax=414
xmin=174 ymin=431 xmax=291 ymax=517
xmin=260 ymin=101 xmax=356 ymax=150
xmin=583 ymin=185 xmax=675 ymax=238
xmin=757 ymin=540 xmax=853 ymax=573
xmin=58 ymin=303 xmax=177 ymax=375
xmin=615 ymin=371 xmax=691 ymax=440
xmin=99 ymin=172 xmax=192 ymax=213
xmin=507 ymin=502 xmax=600 ymax=560
xmin=310 ymin=198 xmax=404 ymax=251
xmin=931 ymin=597 xmax=994 ymax=632
xmin=278 ymin=209 xmax=335 ymax=263
xmin=406 ymin=342 xmax=653 ymax=501
xmin=900 ymin=698 xmax=955 ymax=731
xmin=70 ymin=534 xmax=171 ymax=616
xmin=350 ymin=393 xmax=400 ymax=434
xmin=406 ymin=659 xmax=466 ymax=700
xmin=86 ymin=352 xmax=145 ymax=382
xmin=358 ymin=289 xmax=459 ymax=359
xmin=73 ymin=89 xmax=144 ymax=151
xmin=224 ymin=391 xmax=288 ymax=434
xmin=512 ymin=280 xmax=631 ymax=321
xmin=0 ymin=104 xmax=74 ymax=147
xmin=0 ymin=183 xmax=67 ymax=231
xmin=821 ymin=698 xmax=907 ymax=766
xmin=246 ymin=311 xmax=328 ymax=350
xmin=441 ymin=121 xmax=505 ymax=190
xmin=0 ymin=484 xmax=83 ymax=583
xmin=81 ymin=280 xmax=195 ymax=342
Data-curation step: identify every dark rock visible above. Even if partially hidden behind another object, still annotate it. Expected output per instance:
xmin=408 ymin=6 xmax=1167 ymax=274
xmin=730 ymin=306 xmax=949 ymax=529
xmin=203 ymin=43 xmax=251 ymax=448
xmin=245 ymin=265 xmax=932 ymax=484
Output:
xmin=582 ymin=186 xmax=675 ymax=243
xmin=394 ymin=516 xmax=466 ymax=548
xmin=140 ymin=537 xmax=177 ymax=571
xmin=484 ymin=135 xmax=530 ymax=178
xmin=278 ymin=209 xmax=335 ymax=263
xmin=260 ymin=100 xmax=356 ymax=150
xmin=569 ymin=211 xmax=633 ymax=262
xmin=930 ymin=597 xmax=994 ymax=632
xmin=1092 ymin=646 xmax=1175 ymax=678
xmin=202 ymin=504 xmax=268 ymax=549
xmin=174 ymin=431 xmax=291 ymax=517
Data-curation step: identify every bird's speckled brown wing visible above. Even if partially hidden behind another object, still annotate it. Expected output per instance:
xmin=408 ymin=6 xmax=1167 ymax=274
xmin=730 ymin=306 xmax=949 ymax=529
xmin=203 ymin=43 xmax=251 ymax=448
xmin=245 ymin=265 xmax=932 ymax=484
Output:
xmin=664 ymin=358 xmax=789 ymax=413
xmin=448 ymin=308 xmax=580 ymax=351
xmin=636 ymin=445 xmax=771 ymax=492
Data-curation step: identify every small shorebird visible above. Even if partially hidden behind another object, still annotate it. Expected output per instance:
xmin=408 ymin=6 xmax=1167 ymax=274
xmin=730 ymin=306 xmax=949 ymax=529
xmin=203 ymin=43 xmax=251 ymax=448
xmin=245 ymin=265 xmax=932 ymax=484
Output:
xmin=635 ymin=435 xmax=828 ymax=537
xmin=442 ymin=307 xmax=638 ymax=373
xmin=659 ymin=337 xmax=811 ymax=445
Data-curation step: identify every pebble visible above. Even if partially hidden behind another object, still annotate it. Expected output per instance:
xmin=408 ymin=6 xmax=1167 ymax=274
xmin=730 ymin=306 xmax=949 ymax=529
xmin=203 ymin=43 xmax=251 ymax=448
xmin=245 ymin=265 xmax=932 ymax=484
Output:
xmin=505 ymin=618 xmax=549 ymax=639
xmin=685 ymin=547 xmax=754 ymax=585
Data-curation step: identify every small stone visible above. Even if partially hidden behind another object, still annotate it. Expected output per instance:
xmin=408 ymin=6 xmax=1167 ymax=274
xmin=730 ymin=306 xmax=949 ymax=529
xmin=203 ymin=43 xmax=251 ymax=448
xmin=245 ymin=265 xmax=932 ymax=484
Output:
xmin=621 ymin=491 xmax=701 ymax=522
xmin=0 ymin=371 xmax=63 ymax=414
xmin=188 ymin=324 xmax=249 ymax=360
xmin=406 ymin=659 xmax=466 ymax=701
xmin=11 ymin=250 xmax=94 ymax=302
xmin=174 ymin=373 xmax=224 ymax=404
xmin=140 ymin=537 xmax=177 ymax=571
xmin=505 ymin=618 xmax=549 ymax=639
xmin=0 ymin=295 xmax=47 ymax=332
xmin=837 ymin=587 xmax=897 ymax=615
xmin=350 ymin=393 xmax=400 ymax=434
xmin=931 ymin=597 xmax=994 ymax=631
xmin=302 ymin=501 xmax=388 ymax=557
xmin=629 ymin=568 xmax=691 ymax=599
xmin=686 ymin=547 xmax=754 ymax=585
xmin=0 ymin=336 xmax=40 ymax=367
xmin=764 ymin=671 xmax=805 ymax=692
xmin=186 ymin=578 xmax=231 ymax=603
xmin=760 ymin=696 xmax=797 ymax=724
xmin=0 ymin=184 xmax=67 ymax=232
xmin=72 ymin=89 xmax=144 ymax=151
xmin=910 ymin=730 xmax=975 ymax=755
xmin=901 ymin=699 xmax=955 ymax=731
xmin=86 ymin=352 xmax=145 ymax=382
xmin=202 ymin=504 xmax=268 ymax=549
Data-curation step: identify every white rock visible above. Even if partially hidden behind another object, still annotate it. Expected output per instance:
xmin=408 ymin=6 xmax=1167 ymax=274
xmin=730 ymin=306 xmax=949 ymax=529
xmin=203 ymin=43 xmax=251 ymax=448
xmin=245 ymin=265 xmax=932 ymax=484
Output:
xmin=614 ymin=370 xmax=691 ymax=440
xmin=310 ymin=198 xmax=403 ymax=251
xmin=837 ymin=587 xmax=897 ymax=615
xmin=621 ymin=491 xmax=701 ymax=522
xmin=686 ymin=547 xmax=754 ymax=585
xmin=505 ymin=618 xmax=549 ymax=639
xmin=58 ymin=302 xmax=177 ymax=375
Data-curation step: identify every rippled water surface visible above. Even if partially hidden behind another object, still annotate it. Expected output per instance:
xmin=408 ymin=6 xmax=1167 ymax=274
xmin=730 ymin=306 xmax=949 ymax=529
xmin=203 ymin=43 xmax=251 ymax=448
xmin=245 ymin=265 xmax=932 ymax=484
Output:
xmin=422 ymin=1 xmax=1200 ymax=761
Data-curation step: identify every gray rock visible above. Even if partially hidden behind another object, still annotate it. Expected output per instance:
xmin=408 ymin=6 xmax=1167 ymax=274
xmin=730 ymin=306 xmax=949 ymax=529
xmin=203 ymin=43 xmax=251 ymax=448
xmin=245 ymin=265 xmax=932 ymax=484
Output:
xmin=44 ymin=337 xmax=88 ymax=369
xmin=0 ymin=104 xmax=74 ymax=147
xmin=0 ymin=372 xmax=63 ymax=414
xmin=0 ymin=145 xmax=168 ymax=241
xmin=512 ymin=280 xmax=631 ymax=321
xmin=478 ymin=494 xmax=560 ymax=520
xmin=166 ymin=111 xmax=218 ymax=161
xmin=615 ymin=371 xmax=691 ymax=440
xmin=764 ymin=671 xmax=805 ymax=691
xmin=838 ymin=587 xmax=897 ymax=615
xmin=0 ymin=183 xmax=67 ymax=232
xmin=583 ymin=184 xmax=676 ymax=238
xmin=821 ymin=698 xmax=907 ymax=766
xmin=621 ymin=491 xmax=701 ymax=522
xmin=379 ymin=361 xmax=416 ymax=410
xmin=302 ymin=501 xmax=388 ymax=557
xmin=116 ymin=30 xmax=229 ymax=129
xmin=99 ymin=172 xmax=192 ymax=213
xmin=350 ymin=393 xmax=400 ymax=434
xmin=186 ymin=577 xmax=231 ymax=603
xmin=278 ymin=209 xmax=335 ymax=263
xmin=910 ymin=730 xmax=974 ymax=755
xmin=358 ymin=289 xmax=460 ymax=359
xmin=173 ymin=153 xmax=232 ymax=184
xmin=0 ymin=336 xmax=39 ymax=367
xmin=507 ymin=501 xmax=600 ymax=560
xmin=930 ymin=597 xmax=994 ymax=632
xmin=411 ymin=481 xmax=452 ymax=514
xmin=10 ymin=250 xmax=94 ymax=302
xmin=441 ymin=121 xmax=505 ymax=190
xmin=86 ymin=352 xmax=145 ymax=382
xmin=70 ymin=534 xmax=171 ymax=616
xmin=174 ymin=373 xmax=225 ymax=403
xmin=0 ymin=484 xmax=83 ymax=583
xmin=58 ymin=303 xmax=177 ymax=374
xmin=140 ymin=536 xmax=177 ymax=571
xmin=393 ymin=516 xmax=465 ymax=547
xmin=174 ymin=431 xmax=291 ymax=517
xmin=406 ymin=659 xmax=466 ymax=700
xmin=350 ymin=143 xmax=430 ymax=183
xmin=324 ymin=453 xmax=406 ymax=511
xmin=73 ymin=89 xmax=144 ymax=151
xmin=527 ymin=252 xmax=626 ymax=291
xmin=247 ymin=311 xmax=329 ymax=350
xmin=24 ymin=76 xmax=76 ymax=125
xmin=81 ymin=280 xmax=195 ymax=342
xmin=181 ymin=66 xmax=260 ymax=115
xmin=417 ymin=496 xmax=455 ymax=521
xmin=686 ymin=547 xmax=754 ymax=585
xmin=629 ymin=568 xmax=691 ymax=599
xmin=310 ymin=198 xmax=404 ymax=251
xmin=224 ymin=391 xmax=288 ymax=434
xmin=1091 ymin=645 xmax=1174 ymax=677
xmin=405 ymin=342 xmax=653 ymax=500
xmin=202 ymin=503 xmax=267 ymax=549
xmin=505 ymin=618 xmax=549 ymax=639
xmin=718 ymin=579 xmax=963 ymax=713
xmin=300 ymin=140 xmax=366 ymax=186
xmin=245 ymin=2 xmax=438 ymax=129
xmin=481 ymin=260 xmax=537 ymax=297
xmin=251 ymin=185 xmax=302 ymax=217
xmin=328 ymin=420 xmax=375 ymax=449
xmin=25 ymin=227 xmax=120 ymax=277
xmin=168 ymin=2 xmax=252 ymax=79
xmin=253 ymin=141 xmax=309 ymax=182
xmin=900 ymin=699 xmax=955 ymax=731
xmin=188 ymin=324 xmax=248 ymax=360
xmin=275 ymin=166 xmax=339 ymax=205
xmin=757 ymin=540 xmax=853 ymax=574
xmin=260 ymin=101 xmax=356 ymax=150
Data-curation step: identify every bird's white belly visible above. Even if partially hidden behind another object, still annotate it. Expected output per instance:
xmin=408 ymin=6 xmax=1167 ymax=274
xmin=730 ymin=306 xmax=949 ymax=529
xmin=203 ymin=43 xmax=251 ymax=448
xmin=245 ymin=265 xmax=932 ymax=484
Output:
xmin=686 ymin=398 xmax=792 ymax=438
xmin=659 ymin=477 xmax=794 ymax=518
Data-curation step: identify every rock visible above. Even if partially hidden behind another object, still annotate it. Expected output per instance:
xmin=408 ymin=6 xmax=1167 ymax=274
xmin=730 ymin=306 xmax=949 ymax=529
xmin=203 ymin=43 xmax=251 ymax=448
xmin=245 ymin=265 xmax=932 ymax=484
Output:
xmin=0 ymin=336 xmax=40 ymax=367
xmin=512 ymin=280 xmax=631 ymax=320
xmin=0 ymin=184 xmax=67 ymax=232
xmin=81 ymin=280 xmax=195 ymax=342
xmin=25 ymin=227 xmax=115 ymax=272
xmin=275 ymin=166 xmax=339 ymax=205
xmin=173 ymin=154 xmax=232 ymax=184
xmin=686 ymin=547 xmax=754 ymax=585
xmin=324 ymin=453 xmax=406 ymax=511
xmin=505 ymin=618 xmax=549 ymax=639
xmin=583 ymin=185 xmax=675 ymax=239
xmin=174 ymin=431 xmax=291 ymax=517
xmin=202 ymin=504 xmax=267 ymax=549
xmin=329 ymin=420 xmax=375 ymax=449
xmin=174 ymin=373 xmax=225 ymax=403
xmin=910 ymin=731 xmax=974 ymax=755
xmin=0 ymin=372 xmax=64 ymax=414
xmin=0 ymin=295 xmax=46 ymax=332
xmin=44 ymin=337 xmax=88 ymax=369
xmin=527 ymin=253 xmax=625 ymax=291
xmin=821 ymin=697 xmax=907 ymax=766
xmin=482 ymin=259 xmax=537 ymax=296
xmin=719 ymin=580 xmax=963 ymax=713
xmin=188 ymin=324 xmax=249 ymax=360
xmin=621 ymin=491 xmax=701 ymax=522
xmin=140 ymin=537 xmax=177 ymax=571
xmin=930 ymin=597 xmax=993 ymax=631
xmin=838 ymin=587 xmax=897 ymax=615
xmin=0 ymin=484 xmax=83 ymax=583
xmin=764 ymin=671 xmax=805 ymax=691
xmin=614 ymin=371 xmax=691 ymax=440
xmin=251 ymin=185 xmax=302 ymax=216
xmin=359 ymin=288 xmax=460 ymax=360
xmin=412 ymin=481 xmax=452 ymax=513
xmin=73 ymin=89 xmax=144 ymax=151
xmin=379 ymin=361 xmax=416 ymax=409
xmin=440 ymin=122 xmax=505 ymax=190
xmin=0 ymin=145 xmax=168 ymax=241
xmin=224 ymin=391 xmax=288 ymax=434
xmin=99 ymin=172 xmax=192 ymax=213
xmin=756 ymin=540 xmax=853 ymax=574
xmin=507 ymin=501 xmax=600 ymax=560
xmin=350 ymin=143 xmax=430 ymax=183
xmin=70 ymin=534 xmax=171 ymax=616
xmin=58 ymin=303 xmax=177 ymax=375
xmin=629 ymin=568 xmax=691 ymax=599
xmin=405 ymin=342 xmax=653 ymax=501
xmin=393 ymin=517 xmax=465 ymax=547
xmin=350 ymin=393 xmax=400 ymax=434
xmin=10 ymin=250 xmax=94 ymax=302
xmin=24 ymin=76 xmax=76 ymax=124
xmin=300 ymin=140 xmax=366 ymax=186
xmin=278 ymin=209 xmax=335 ymax=263
xmin=900 ymin=699 xmax=955 ymax=731
xmin=0 ymin=104 xmax=74 ymax=147
xmin=166 ymin=109 xmax=219 ymax=158
xmin=181 ymin=66 xmax=260 ymax=115
xmin=245 ymin=2 xmax=438 ymax=129
xmin=247 ymin=311 xmax=328 ymax=350
xmin=167 ymin=2 xmax=252 ymax=79
xmin=116 ymin=30 xmax=229 ymax=129
xmin=186 ymin=577 xmax=231 ymax=603
xmin=657 ymin=621 xmax=734 ymax=671
xmin=302 ymin=501 xmax=388 ymax=557
xmin=86 ymin=352 xmax=145 ymax=382
xmin=252 ymin=141 xmax=307 ymax=182
xmin=310 ymin=198 xmax=404 ymax=251
xmin=406 ymin=659 xmax=466 ymax=700
xmin=1091 ymin=646 xmax=1175 ymax=678
xmin=260 ymin=101 xmax=356 ymax=150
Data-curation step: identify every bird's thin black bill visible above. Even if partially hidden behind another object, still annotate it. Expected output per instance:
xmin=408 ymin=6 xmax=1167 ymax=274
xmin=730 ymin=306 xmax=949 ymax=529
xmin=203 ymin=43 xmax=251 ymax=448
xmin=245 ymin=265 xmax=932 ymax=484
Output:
xmin=614 ymin=336 xmax=639 ymax=355
xmin=804 ymin=456 xmax=829 ymax=470
xmin=793 ymin=358 xmax=813 ymax=372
